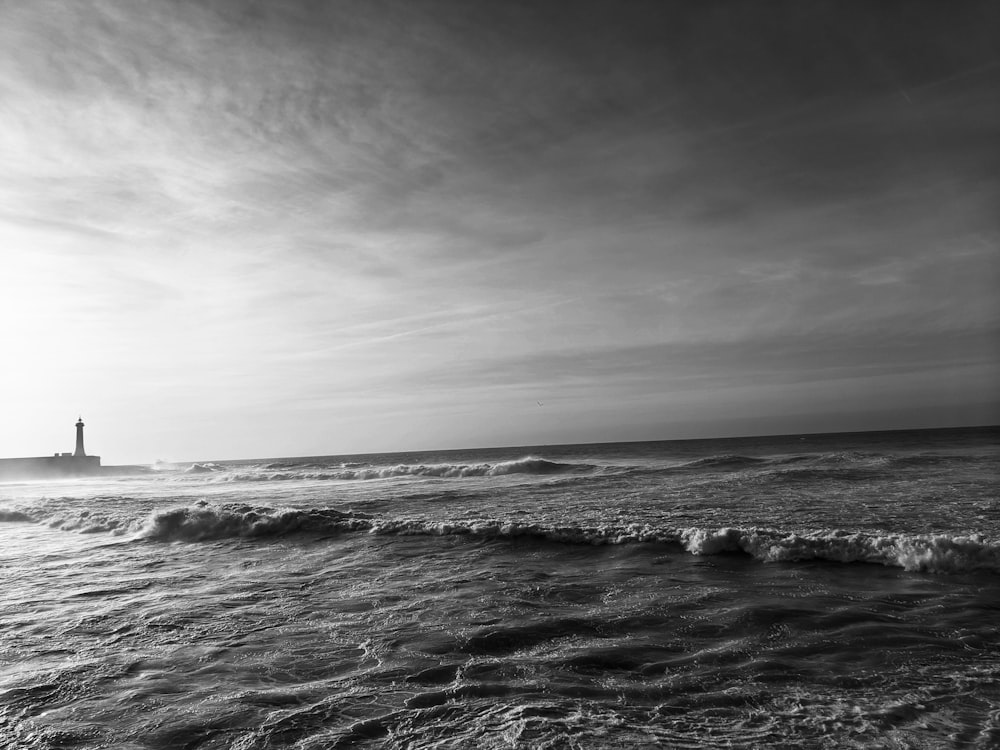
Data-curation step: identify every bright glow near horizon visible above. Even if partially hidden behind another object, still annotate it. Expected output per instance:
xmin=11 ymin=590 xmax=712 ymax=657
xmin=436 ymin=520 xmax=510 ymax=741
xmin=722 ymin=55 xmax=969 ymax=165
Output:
xmin=1 ymin=1 xmax=998 ymax=464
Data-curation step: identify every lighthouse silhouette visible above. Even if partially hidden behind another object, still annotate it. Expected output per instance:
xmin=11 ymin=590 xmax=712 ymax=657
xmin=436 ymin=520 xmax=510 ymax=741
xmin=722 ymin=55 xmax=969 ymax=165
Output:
xmin=74 ymin=417 xmax=86 ymax=457
xmin=0 ymin=417 xmax=102 ymax=479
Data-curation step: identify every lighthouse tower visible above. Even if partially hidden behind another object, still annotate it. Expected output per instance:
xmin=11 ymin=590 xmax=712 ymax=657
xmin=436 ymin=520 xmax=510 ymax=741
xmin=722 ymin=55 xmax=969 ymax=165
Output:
xmin=74 ymin=417 xmax=86 ymax=457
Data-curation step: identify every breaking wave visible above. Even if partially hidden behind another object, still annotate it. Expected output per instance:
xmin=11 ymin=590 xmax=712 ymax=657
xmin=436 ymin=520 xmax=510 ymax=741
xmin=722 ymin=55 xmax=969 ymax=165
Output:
xmin=117 ymin=505 xmax=1000 ymax=574
xmin=203 ymin=457 xmax=588 ymax=483
xmin=185 ymin=463 xmax=224 ymax=473
xmin=679 ymin=455 xmax=769 ymax=470
xmin=149 ymin=450 xmax=988 ymax=486
xmin=139 ymin=505 xmax=374 ymax=541
xmin=6 ymin=498 xmax=995 ymax=575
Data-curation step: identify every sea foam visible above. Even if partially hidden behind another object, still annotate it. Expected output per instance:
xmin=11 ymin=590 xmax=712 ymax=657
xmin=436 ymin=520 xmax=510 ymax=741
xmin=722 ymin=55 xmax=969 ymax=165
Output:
xmin=5 ymin=491 xmax=997 ymax=575
xmin=199 ymin=457 xmax=587 ymax=483
xmin=120 ymin=503 xmax=1000 ymax=574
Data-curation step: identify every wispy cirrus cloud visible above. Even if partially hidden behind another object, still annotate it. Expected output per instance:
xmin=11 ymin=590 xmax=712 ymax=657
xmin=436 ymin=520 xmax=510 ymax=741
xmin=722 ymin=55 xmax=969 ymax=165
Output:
xmin=1 ymin=0 xmax=997 ymax=460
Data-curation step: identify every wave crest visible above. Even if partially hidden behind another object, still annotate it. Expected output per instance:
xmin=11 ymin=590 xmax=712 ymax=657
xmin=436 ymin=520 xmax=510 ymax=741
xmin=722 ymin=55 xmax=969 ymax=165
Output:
xmin=11 ymin=499 xmax=996 ymax=575
xmin=680 ymin=455 xmax=768 ymax=470
xmin=138 ymin=505 xmax=374 ymax=542
xmin=185 ymin=463 xmax=224 ymax=473
xmin=210 ymin=457 xmax=587 ymax=483
xmin=679 ymin=527 xmax=1000 ymax=573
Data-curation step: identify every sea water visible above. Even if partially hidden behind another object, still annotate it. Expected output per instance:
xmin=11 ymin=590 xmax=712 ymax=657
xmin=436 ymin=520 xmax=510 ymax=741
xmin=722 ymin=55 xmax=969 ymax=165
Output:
xmin=1 ymin=426 xmax=998 ymax=749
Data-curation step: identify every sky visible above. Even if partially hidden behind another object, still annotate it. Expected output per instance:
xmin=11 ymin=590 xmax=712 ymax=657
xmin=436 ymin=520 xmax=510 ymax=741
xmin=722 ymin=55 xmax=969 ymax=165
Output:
xmin=1 ymin=0 xmax=998 ymax=463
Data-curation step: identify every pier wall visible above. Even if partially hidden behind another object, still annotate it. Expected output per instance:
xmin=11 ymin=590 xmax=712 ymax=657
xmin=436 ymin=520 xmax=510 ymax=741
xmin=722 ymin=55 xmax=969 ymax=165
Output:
xmin=0 ymin=455 xmax=102 ymax=480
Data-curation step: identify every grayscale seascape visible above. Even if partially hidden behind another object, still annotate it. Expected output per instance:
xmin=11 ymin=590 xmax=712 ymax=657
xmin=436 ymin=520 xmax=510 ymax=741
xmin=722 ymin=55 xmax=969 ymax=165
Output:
xmin=2 ymin=427 xmax=998 ymax=748
xmin=2 ymin=1 xmax=998 ymax=748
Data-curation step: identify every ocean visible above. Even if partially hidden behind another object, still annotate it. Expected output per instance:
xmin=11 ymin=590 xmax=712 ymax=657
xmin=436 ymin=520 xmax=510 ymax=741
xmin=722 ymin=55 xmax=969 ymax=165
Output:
xmin=1 ymin=426 xmax=998 ymax=749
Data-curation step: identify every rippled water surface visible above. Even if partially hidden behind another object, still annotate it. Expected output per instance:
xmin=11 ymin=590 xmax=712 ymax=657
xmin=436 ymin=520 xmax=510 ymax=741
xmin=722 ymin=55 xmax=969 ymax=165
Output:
xmin=1 ymin=427 xmax=998 ymax=748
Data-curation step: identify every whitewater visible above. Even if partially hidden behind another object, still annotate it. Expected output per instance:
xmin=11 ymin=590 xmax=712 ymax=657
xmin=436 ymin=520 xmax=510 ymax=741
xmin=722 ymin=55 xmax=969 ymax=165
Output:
xmin=1 ymin=426 xmax=997 ymax=748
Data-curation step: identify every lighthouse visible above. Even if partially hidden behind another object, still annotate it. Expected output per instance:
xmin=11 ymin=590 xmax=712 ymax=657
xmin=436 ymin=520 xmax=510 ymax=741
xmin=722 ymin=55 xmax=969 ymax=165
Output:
xmin=74 ymin=417 xmax=86 ymax=457
xmin=0 ymin=418 xmax=102 ymax=479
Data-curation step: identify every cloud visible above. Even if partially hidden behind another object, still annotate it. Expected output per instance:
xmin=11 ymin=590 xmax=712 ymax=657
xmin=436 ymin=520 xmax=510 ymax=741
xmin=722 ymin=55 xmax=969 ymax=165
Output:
xmin=1 ymin=0 xmax=998 ymax=459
